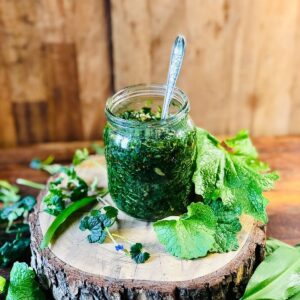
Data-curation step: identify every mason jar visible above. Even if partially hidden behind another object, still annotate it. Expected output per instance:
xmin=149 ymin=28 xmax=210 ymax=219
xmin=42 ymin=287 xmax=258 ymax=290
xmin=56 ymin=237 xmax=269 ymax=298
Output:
xmin=104 ymin=84 xmax=196 ymax=221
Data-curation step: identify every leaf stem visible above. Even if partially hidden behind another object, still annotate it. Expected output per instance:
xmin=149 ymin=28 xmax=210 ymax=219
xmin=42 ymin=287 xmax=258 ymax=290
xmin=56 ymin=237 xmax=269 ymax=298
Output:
xmin=16 ymin=178 xmax=46 ymax=190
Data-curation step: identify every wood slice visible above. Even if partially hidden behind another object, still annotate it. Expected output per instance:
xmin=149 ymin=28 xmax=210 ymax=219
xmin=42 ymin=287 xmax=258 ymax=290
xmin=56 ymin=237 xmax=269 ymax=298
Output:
xmin=29 ymin=156 xmax=266 ymax=300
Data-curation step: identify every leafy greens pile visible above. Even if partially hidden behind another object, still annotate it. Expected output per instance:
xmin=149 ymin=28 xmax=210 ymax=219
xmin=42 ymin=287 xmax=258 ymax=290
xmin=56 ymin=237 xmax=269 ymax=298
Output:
xmin=0 ymin=181 xmax=36 ymax=267
xmin=154 ymin=128 xmax=279 ymax=259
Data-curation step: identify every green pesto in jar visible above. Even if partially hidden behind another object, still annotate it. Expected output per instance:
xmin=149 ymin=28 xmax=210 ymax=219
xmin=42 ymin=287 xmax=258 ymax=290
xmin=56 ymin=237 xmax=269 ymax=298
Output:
xmin=104 ymin=85 xmax=196 ymax=221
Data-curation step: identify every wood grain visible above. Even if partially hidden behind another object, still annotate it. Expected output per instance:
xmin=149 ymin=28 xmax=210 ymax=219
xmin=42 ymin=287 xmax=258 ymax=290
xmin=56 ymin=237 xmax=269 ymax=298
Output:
xmin=0 ymin=0 xmax=112 ymax=147
xmin=111 ymin=0 xmax=300 ymax=136
xmin=30 ymin=157 xmax=265 ymax=299
xmin=0 ymin=1 xmax=300 ymax=139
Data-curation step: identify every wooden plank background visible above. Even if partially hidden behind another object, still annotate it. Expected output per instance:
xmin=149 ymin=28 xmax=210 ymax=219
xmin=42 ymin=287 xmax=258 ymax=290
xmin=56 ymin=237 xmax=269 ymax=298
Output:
xmin=1 ymin=0 xmax=300 ymax=147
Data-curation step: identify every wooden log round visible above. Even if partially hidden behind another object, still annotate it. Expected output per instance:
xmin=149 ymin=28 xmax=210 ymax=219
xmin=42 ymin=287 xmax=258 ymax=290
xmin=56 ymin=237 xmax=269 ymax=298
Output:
xmin=29 ymin=156 xmax=266 ymax=300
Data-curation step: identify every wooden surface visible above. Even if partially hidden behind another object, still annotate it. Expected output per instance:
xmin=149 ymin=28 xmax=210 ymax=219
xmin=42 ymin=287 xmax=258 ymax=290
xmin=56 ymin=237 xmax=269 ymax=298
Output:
xmin=0 ymin=0 xmax=112 ymax=147
xmin=2 ymin=1 xmax=300 ymax=147
xmin=0 ymin=136 xmax=299 ymax=280
xmin=30 ymin=156 xmax=265 ymax=299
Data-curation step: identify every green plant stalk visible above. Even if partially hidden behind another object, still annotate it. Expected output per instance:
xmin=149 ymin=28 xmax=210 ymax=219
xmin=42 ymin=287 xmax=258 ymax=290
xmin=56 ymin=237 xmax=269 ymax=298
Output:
xmin=40 ymin=196 xmax=96 ymax=249
xmin=16 ymin=178 xmax=46 ymax=190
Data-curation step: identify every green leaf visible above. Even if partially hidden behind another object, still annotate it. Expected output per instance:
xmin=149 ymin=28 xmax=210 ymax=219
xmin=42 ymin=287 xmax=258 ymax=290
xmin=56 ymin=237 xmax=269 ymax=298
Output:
xmin=41 ymin=196 xmax=97 ymax=249
xmin=242 ymin=246 xmax=300 ymax=300
xmin=0 ymin=196 xmax=36 ymax=224
xmin=79 ymin=205 xmax=118 ymax=244
xmin=154 ymin=202 xmax=216 ymax=259
xmin=72 ymin=148 xmax=89 ymax=166
xmin=0 ymin=180 xmax=20 ymax=205
xmin=192 ymin=128 xmax=279 ymax=223
xmin=6 ymin=262 xmax=45 ymax=300
xmin=205 ymin=199 xmax=242 ymax=252
xmin=91 ymin=143 xmax=105 ymax=155
xmin=130 ymin=243 xmax=150 ymax=264
xmin=266 ymin=237 xmax=294 ymax=256
xmin=30 ymin=156 xmax=63 ymax=175
xmin=0 ymin=276 xmax=7 ymax=295
xmin=0 ymin=236 xmax=30 ymax=267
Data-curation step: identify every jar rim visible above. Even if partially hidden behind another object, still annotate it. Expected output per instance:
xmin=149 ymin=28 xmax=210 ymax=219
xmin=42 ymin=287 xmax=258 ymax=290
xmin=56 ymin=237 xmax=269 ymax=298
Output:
xmin=105 ymin=83 xmax=190 ymax=128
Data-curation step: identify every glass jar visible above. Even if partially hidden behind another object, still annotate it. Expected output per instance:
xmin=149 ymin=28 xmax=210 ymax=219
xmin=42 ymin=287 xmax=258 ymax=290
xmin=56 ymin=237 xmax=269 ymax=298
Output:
xmin=104 ymin=84 xmax=196 ymax=221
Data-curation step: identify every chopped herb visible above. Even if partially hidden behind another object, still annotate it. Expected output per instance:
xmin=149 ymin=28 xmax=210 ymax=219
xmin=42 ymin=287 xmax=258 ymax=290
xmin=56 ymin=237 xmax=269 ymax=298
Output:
xmin=105 ymin=109 xmax=196 ymax=220
xmin=118 ymin=106 xmax=162 ymax=122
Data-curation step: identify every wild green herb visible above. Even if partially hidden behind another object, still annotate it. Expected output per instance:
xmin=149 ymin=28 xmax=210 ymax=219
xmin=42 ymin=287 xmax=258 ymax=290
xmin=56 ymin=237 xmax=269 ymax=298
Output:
xmin=42 ymin=168 xmax=88 ymax=216
xmin=72 ymin=148 xmax=89 ymax=166
xmin=0 ymin=180 xmax=20 ymax=204
xmin=192 ymin=128 xmax=279 ymax=223
xmin=0 ymin=181 xmax=36 ymax=267
xmin=154 ymin=129 xmax=278 ymax=259
xmin=41 ymin=194 xmax=107 ymax=249
xmin=80 ymin=203 xmax=150 ymax=264
xmin=104 ymin=112 xmax=196 ymax=220
xmin=241 ymin=238 xmax=300 ymax=300
xmin=5 ymin=262 xmax=45 ymax=300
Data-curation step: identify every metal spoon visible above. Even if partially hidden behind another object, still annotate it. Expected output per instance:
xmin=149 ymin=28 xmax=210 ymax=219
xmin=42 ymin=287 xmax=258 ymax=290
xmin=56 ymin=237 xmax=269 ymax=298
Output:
xmin=161 ymin=35 xmax=186 ymax=119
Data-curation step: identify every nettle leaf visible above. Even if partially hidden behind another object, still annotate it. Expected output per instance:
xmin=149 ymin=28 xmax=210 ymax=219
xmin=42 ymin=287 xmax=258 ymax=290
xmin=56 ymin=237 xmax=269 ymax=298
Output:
xmin=242 ymin=246 xmax=300 ymax=300
xmin=154 ymin=202 xmax=216 ymax=259
xmin=130 ymin=243 xmax=150 ymax=264
xmin=205 ymin=199 xmax=242 ymax=252
xmin=192 ymin=128 xmax=279 ymax=223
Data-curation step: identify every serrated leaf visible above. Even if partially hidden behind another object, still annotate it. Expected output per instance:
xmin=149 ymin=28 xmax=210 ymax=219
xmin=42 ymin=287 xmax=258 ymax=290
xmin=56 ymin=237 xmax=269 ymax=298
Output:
xmin=154 ymin=202 xmax=216 ymax=259
xmin=6 ymin=262 xmax=45 ymax=300
xmin=205 ymin=199 xmax=241 ymax=252
xmin=193 ymin=128 xmax=279 ymax=223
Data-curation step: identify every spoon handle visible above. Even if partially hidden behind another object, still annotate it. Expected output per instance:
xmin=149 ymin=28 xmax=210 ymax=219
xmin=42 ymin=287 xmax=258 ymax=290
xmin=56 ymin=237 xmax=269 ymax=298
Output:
xmin=161 ymin=35 xmax=186 ymax=119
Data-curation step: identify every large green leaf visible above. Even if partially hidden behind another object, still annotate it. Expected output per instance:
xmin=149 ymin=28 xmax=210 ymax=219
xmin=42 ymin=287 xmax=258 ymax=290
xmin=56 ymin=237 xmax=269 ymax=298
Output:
xmin=6 ymin=262 xmax=45 ymax=300
xmin=154 ymin=202 xmax=216 ymax=259
xmin=192 ymin=128 xmax=279 ymax=223
xmin=242 ymin=246 xmax=300 ymax=300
